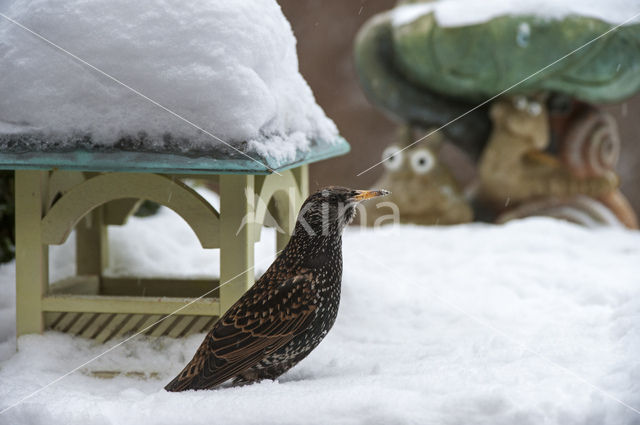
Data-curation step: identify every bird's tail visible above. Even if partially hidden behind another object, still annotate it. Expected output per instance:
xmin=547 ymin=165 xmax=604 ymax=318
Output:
xmin=164 ymin=374 xmax=187 ymax=392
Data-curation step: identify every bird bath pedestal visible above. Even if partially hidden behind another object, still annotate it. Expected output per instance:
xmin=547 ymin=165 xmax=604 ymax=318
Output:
xmin=0 ymin=137 xmax=349 ymax=343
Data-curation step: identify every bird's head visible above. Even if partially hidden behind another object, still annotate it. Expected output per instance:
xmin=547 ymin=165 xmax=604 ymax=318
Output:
xmin=295 ymin=186 xmax=390 ymax=237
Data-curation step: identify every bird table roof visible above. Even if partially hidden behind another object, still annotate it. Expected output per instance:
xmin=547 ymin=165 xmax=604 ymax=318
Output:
xmin=0 ymin=0 xmax=347 ymax=174
xmin=0 ymin=133 xmax=350 ymax=175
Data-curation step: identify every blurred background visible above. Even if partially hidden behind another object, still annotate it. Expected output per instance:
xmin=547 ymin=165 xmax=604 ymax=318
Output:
xmin=278 ymin=0 xmax=640 ymax=213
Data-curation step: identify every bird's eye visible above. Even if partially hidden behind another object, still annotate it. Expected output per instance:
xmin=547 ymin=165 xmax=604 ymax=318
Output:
xmin=382 ymin=145 xmax=404 ymax=171
xmin=527 ymin=101 xmax=542 ymax=116
xmin=409 ymin=149 xmax=435 ymax=174
xmin=514 ymin=96 xmax=528 ymax=111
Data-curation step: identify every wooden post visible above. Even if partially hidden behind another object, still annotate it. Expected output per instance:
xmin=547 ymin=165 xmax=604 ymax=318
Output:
xmin=76 ymin=207 xmax=109 ymax=276
xmin=219 ymin=174 xmax=255 ymax=314
xmin=274 ymin=182 xmax=298 ymax=253
xmin=276 ymin=165 xmax=309 ymax=251
xmin=15 ymin=170 xmax=49 ymax=336
xmin=293 ymin=164 xmax=309 ymax=199
xmin=276 ymin=204 xmax=293 ymax=253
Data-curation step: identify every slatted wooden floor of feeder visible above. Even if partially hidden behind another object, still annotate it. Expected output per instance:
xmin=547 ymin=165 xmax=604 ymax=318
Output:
xmin=43 ymin=275 xmax=222 ymax=342
xmin=46 ymin=312 xmax=220 ymax=342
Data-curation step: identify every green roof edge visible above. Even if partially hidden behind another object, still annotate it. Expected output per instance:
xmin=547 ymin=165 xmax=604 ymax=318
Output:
xmin=0 ymin=136 xmax=351 ymax=175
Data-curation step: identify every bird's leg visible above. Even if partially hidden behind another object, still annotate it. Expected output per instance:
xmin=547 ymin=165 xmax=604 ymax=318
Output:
xmin=230 ymin=373 xmax=262 ymax=387
xmin=232 ymin=362 xmax=294 ymax=386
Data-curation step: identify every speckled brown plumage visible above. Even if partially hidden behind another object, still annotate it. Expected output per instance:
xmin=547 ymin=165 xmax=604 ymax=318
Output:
xmin=164 ymin=187 xmax=388 ymax=391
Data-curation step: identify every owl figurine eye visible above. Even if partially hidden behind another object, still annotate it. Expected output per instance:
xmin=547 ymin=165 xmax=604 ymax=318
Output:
xmin=382 ymin=145 xmax=404 ymax=171
xmin=527 ymin=101 xmax=542 ymax=116
xmin=410 ymin=149 xmax=435 ymax=174
xmin=514 ymin=96 xmax=528 ymax=111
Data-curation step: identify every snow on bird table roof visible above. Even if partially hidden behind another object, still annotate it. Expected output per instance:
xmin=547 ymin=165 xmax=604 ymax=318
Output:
xmin=0 ymin=0 xmax=345 ymax=172
xmin=0 ymin=186 xmax=639 ymax=424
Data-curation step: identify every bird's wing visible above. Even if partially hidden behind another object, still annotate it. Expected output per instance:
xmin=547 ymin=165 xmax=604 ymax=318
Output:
xmin=164 ymin=273 xmax=317 ymax=391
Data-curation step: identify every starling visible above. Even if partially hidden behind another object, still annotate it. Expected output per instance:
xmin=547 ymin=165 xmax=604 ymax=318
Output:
xmin=165 ymin=187 xmax=389 ymax=391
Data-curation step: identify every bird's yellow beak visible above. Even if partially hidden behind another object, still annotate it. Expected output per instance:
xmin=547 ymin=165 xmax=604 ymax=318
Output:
xmin=351 ymin=189 xmax=390 ymax=202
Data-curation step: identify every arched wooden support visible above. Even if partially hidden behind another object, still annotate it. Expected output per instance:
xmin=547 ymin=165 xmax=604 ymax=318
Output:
xmin=104 ymin=198 xmax=143 ymax=225
xmin=255 ymin=169 xmax=305 ymax=251
xmin=291 ymin=165 xmax=309 ymax=199
xmin=48 ymin=170 xmax=86 ymax=208
xmin=41 ymin=173 xmax=220 ymax=248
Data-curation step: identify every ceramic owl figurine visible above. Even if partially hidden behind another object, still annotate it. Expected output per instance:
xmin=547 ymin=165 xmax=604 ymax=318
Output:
xmin=363 ymin=126 xmax=473 ymax=226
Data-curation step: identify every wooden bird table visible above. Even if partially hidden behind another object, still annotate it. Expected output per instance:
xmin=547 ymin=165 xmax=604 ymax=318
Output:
xmin=0 ymin=136 xmax=349 ymax=343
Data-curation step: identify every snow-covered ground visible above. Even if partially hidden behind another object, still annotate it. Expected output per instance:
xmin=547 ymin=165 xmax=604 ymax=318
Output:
xmin=0 ymin=189 xmax=639 ymax=424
